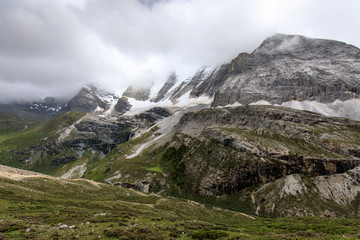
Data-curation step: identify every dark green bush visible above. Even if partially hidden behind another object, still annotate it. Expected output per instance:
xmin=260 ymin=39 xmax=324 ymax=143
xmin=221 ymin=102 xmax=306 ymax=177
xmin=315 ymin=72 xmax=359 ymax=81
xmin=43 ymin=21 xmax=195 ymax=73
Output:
xmin=160 ymin=145 xmax=188 ymax=187
xmin=191 ymin=230 xmax=229 ymax=240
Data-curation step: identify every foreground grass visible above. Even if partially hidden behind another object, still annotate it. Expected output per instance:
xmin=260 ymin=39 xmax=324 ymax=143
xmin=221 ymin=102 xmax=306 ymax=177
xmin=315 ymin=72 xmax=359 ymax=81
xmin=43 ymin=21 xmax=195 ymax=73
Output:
xmin=0 ymin=176 xmax=360 ymax=239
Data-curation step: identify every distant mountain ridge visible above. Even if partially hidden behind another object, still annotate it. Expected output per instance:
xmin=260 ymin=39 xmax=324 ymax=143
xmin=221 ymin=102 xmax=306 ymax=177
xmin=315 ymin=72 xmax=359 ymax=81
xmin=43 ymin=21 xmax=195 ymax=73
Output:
xmin=1 ymin=34 xmax=359 ymax=121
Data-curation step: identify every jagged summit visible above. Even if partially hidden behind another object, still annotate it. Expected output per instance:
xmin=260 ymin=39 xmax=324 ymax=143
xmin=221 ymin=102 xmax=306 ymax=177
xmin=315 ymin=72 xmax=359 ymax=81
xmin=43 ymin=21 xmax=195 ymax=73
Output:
xmin=67 ymin=85 xmax=119 ymax=113
xmin=254 ymin=33 xmax=360 ymax=57
xmin=149 ymin=33 xmax=360 ymax=110
xmin=151 ymin=72 xmax=178 ymax=102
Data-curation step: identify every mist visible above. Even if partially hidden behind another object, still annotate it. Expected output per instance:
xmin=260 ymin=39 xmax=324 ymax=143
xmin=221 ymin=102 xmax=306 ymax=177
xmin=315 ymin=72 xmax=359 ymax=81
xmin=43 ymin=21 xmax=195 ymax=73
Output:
xmin=0 ymin=0 xmax=360 ymax=103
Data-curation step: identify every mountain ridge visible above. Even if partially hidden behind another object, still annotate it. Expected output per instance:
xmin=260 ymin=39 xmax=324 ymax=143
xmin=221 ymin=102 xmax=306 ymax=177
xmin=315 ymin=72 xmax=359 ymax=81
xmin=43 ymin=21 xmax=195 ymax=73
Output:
xmin=1 ymin=34 xmax=359 ymax=121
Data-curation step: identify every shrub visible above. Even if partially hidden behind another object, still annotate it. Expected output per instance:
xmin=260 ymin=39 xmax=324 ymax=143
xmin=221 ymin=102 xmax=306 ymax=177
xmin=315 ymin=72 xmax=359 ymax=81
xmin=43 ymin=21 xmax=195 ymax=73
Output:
xmin=191 ymin=230 xmax=229 ymax=240
xmin=160 ymin=145 xmax=188 ymax=187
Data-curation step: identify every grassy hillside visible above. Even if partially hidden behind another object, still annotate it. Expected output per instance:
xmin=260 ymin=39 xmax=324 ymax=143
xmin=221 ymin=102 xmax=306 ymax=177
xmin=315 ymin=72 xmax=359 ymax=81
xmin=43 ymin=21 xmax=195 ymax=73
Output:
xmin=0 ymin=113 xmax=39 ymax=136
xmin=0 ymin=111 xmax=86 ymax=172
xmin=83 ymin=126 xmax=167 ymax=185
xmin=1 ymin=173 xmax=360 ymax=239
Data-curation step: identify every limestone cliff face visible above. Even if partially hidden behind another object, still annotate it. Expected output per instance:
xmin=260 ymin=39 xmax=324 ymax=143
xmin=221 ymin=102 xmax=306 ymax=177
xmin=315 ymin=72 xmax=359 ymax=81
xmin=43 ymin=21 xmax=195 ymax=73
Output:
xmin=141 ymin=105 xmax=360 ymax=217
xmin=253 ymin=172 xmax=360 ymax=217
xmin=161 ymin=34 xmax=360 ymax=106
xmin=165 ymin=106 xmax=360 ymax=196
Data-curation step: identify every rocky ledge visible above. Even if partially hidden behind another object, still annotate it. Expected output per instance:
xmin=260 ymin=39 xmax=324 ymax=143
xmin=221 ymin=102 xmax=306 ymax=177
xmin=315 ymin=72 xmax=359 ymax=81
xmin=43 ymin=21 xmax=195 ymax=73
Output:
xmin=166 ymin=105 xmax=360 ymax=195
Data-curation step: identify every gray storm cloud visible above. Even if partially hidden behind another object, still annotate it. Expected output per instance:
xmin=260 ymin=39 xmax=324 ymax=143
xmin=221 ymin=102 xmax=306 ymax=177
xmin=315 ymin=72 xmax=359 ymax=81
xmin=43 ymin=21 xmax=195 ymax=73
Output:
xmin=0 ymin=0 xmax=360 ymax=103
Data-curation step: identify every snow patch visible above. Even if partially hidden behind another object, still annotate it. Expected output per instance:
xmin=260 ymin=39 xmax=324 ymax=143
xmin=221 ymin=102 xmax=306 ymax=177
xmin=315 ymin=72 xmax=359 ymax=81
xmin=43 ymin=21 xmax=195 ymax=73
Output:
xmin=61 ymin=163 xmax=86 ymax=179
xmin=175 ymin=90 xmax=213 ymax=107
xmin=249 ymin=100 xmax=272 ymax=106
xmin=124 ymin=98 xmax=172 ymax=116
xmin=94 ymin=106 xmax=104 ymax=113
xmin=279 ymin=99 xmax=360 ymax=120
xmin=124 ymin=90 xmax=213 ymax=116
xmin=224 ymin=102 xmax=242 ymax=107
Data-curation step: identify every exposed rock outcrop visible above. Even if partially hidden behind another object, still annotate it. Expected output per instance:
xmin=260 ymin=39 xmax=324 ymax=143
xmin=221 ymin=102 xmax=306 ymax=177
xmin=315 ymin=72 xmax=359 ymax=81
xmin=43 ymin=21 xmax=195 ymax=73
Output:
xmin=135 ymin=107 xmax=172 ymax=123
xmin=151 ymin=73 xmax=178 ymax=102
xmin=114 ymin=97 xmax=132 ymax=114
xmin=253 ymin=173 xmax=360 ymax=217
xmin=164 ymin=105 xmax=360 ymax=196
xmin=122 ymin=86 xmax=151 ymax=101
xmin=67 ymin=85 xmax=118 ymax=112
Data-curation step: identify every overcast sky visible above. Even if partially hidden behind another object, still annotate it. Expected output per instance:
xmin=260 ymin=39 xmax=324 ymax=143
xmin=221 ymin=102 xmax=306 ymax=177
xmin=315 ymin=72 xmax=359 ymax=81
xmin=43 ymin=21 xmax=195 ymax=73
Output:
xmin=0 ymin=0 xmax=360 ymax=103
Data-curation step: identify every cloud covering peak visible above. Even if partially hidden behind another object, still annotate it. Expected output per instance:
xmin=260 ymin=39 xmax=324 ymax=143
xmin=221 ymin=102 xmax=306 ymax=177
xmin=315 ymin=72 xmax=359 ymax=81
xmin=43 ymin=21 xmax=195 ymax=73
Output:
xmin=0 ymin=0 xmax=360 ymax=103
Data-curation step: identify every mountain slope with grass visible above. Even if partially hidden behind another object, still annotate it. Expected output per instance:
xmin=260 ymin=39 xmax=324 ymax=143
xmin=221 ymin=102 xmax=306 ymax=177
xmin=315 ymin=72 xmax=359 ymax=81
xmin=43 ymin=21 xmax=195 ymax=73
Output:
xmin=1 ymin=164 xmax=360 ymax=240
xmin=80 ymin=105 xmax=360 ymax=218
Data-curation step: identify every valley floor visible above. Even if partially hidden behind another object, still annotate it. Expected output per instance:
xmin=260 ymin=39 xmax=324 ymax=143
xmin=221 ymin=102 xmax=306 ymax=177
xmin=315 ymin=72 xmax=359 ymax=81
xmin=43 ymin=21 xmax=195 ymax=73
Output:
xmin=0 ymin=165 xmax=360 ymax=239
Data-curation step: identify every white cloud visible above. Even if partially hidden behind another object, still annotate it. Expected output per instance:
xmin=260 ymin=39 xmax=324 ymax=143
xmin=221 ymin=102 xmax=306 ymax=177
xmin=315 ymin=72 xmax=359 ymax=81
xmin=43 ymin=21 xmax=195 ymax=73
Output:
xmin=0 ymin=0 xmax=360 ymax=103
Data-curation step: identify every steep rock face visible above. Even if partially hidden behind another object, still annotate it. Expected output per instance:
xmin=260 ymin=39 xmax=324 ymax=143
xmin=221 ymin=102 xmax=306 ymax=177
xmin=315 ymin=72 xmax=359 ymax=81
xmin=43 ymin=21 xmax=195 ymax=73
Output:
xmin=162 ymin=34 xmax=360 ymax=106
xmin=253 ymin=172 xmax=360 ymax=217
xmin=151 ymin=73 xmax=178 ymax=102
xmin=122 ymin=86 xmax=151 ymax=101
xmin=67 ymin=85 xmax=118 ymax=112
xmin=67 ymin=118 xmax=134 ymax=153
xmin=114 ymin=97 xmax=132 ymax=114
xmin=166 ymin=106 xmax=360 ymax=196
xmin=212 ymin=34 xmax=360 ymax=106
xmin=167 ymin=65 xmax=229 ymax=103
xmin=135 ymin=107 xmax=172 ymax=123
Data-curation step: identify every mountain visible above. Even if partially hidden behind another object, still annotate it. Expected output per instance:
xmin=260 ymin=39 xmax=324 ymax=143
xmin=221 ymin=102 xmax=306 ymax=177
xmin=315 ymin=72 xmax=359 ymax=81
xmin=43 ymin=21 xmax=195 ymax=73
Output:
xmin=159 ymin=34 xmax=360 ymax=107
xmin=151 ymin=72 xmax=178 ymax=102
xmin=147 ymin=34 xmax=360 ymax=121
xmin=0 ymin=97 xmax=68 ymax=120
xmin=66 ymin=85 xmax=119 ymax=113
xmin=123 ymin=85 xmax=151 ymax=101
xmin=1 ymin=34 xmax=360 ymax=220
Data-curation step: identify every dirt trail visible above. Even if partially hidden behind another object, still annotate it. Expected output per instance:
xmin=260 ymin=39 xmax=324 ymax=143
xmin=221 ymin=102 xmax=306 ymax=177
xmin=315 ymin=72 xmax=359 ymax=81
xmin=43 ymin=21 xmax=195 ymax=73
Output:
xmin=0 ymin=164 xmax=48 ymax=180
xmin=0 ymin=164 xmax=104 ymax=188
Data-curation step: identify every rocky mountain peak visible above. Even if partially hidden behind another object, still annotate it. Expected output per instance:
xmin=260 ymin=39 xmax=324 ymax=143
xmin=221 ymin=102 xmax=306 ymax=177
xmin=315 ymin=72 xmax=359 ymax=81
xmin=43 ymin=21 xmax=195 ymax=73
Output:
xmin=254 ymin=33 xmax=360 ymax=58
xmin=151 ymin=72 xmax=178 ymax=102
xmin=122 ymin=86 xmax=151 ymax=101
xmin=254 ymin=34 xmax=308 ymax=54
xmin=0 ymin=96 xmax=68 ymax=120
xmin=159 ymin=34 xmax=360 ymax=107
xmin=67 ymin=85 xmax=119 ymax=112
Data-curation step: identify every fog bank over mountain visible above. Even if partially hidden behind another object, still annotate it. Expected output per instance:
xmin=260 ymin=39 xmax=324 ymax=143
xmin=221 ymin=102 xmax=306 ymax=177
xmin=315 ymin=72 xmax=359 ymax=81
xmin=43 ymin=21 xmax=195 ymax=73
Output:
xmin=0 ymin=0 xmax=360 ymax=103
